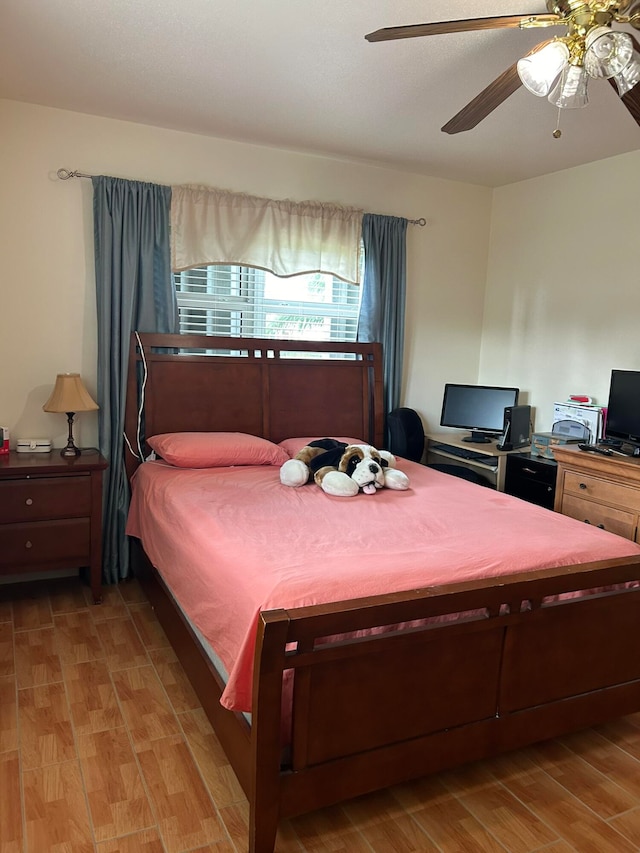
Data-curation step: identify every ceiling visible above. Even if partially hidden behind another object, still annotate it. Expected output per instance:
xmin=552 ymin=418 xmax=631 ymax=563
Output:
xmin=2 ymin=0 xmax=640 ymax=187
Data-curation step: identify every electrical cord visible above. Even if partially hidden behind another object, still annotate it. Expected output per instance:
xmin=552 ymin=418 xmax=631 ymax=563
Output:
xmin=122 ymin=330 xmax=147 ymax=461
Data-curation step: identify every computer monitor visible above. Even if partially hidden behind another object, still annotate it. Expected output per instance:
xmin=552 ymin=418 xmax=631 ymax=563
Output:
xmin=440 ymin=383 xmax=520 ymax=444
xmin=604 ymin=369 xmax=640 ymax=455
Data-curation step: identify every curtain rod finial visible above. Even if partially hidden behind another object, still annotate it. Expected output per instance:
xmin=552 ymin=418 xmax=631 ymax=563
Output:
xmin=57 ymin=168 xmax=92 ymax=180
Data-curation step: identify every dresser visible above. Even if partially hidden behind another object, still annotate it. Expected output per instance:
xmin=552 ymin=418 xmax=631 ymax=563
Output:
xmin=553 ymin=445 xmax=640 ymax=543
xmin=0 ymin=449 xmax=108 ymax=602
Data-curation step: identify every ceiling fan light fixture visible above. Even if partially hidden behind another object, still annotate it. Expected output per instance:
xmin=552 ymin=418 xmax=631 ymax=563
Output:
xmin=614 ymin=52 xmax=640 ymax=94
xmin=367 ymin=4 xmax=640 ymax=135
xmin=548 ymin=64 xmax=590 ymax=108
xmin=584 ymin=26 xmax=633 ymax=78
xmin=517 ymin=40 xmax=570 ymax=96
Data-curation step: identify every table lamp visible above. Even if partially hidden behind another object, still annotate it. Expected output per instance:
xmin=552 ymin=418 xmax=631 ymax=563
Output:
xmin=43 ymin=373 xmax=99 ymax=457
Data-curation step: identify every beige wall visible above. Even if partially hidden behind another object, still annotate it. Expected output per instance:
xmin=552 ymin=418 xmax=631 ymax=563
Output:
xmin=0 ymin=98 xmax=492 ymax=449
xmin=482 ymin=149 xmax=640 ymax=433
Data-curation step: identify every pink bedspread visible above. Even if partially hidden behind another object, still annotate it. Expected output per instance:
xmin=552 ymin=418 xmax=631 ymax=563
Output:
xmin=126 ymin=459 xmax=640 ymax=712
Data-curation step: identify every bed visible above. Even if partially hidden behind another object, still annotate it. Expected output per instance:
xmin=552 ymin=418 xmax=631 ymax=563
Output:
xmin=124 ymin=332 xmax=640 ymax=853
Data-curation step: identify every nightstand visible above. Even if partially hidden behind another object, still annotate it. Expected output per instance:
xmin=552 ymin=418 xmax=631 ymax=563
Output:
xmin=0 ymin=449 xmax=108 ymax=603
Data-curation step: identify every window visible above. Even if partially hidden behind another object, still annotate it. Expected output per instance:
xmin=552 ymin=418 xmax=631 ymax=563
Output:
xmin=175 ymin=266 xmax=362 ymax=342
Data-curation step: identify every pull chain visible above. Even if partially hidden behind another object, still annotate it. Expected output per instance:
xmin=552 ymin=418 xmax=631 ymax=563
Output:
xmin=553 ymin=104 xmax=562 ymax=138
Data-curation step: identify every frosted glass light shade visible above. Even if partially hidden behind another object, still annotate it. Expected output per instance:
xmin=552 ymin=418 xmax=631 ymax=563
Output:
xmin=548 ymin=65 xmax=589 ymax=108
xmin=614 ymin=53 xmax=640 ymax=94
xmin=585 ymin=27 xmax=633 ymax=78
xmin=517 ymin=41 xmax=570 ymax=96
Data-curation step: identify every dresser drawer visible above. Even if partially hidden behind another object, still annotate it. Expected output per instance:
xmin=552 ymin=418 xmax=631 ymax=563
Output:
xmin=561 ymin=494 xmax=637 ymax=541
xmin=562 ymin=471 xmax=640 ymax=513
xmin=0 ymin=475 xmax=91 ymax=523
xmin=0 ymin=518 xmax=91 ymax=570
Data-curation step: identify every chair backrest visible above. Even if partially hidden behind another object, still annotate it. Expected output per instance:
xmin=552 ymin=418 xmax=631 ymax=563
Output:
xmin=387 ymin=407 xmax=425 ymax=462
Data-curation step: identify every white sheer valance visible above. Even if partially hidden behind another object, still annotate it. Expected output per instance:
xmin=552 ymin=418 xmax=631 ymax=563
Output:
xmin=171 ymin=185 xmax=364 ymax=284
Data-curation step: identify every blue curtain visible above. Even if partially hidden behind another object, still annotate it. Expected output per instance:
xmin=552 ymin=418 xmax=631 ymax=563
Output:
xmin=358 ymin=213 xmax=408 ymax=441
xmin=92 ymin=177 xmax=177 ymax=584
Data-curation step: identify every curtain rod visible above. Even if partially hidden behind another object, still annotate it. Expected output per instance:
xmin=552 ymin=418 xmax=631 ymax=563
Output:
xmin=56 ymin=168 xmax=428 ymax=225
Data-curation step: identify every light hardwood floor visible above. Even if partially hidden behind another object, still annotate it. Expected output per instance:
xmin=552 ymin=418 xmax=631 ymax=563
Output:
xmin=3 ymin=577 xmax=640 ymax=852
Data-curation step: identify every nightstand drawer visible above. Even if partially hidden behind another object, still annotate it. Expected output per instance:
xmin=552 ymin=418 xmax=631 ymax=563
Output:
xmin=561 ymin=494 xmax=637 ymax=540
xmin=563 ymin=471 xmax=640 ymax=511
xmin=0 ymin=518 xmax=91 ymax=569
xmin=0 ymin=476 xmax=91 ymax=523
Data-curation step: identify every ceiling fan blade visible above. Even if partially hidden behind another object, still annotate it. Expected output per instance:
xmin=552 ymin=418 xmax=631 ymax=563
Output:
xmin=441 ymin=40 xmax=554 ymax=134
xmin=441 ymin=63 xmax=522 ymax=134
xmin=626 ymin=1 xmax=640 ymax=27
xmin=365 ymin=14 xmax=561 ymax=43
xmin=619 ymin=84 xmax=640 ymax=123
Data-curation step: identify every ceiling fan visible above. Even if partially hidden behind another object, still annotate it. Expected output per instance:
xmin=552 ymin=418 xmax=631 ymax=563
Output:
xmin=365 ymin=1 xmax=640 ymax=135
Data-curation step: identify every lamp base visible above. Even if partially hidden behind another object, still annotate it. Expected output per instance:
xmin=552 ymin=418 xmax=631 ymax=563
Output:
xmin=60 ymin=444 xmax=81 ymax=458
xmin=60 ymin=412 xmax=81 ymax=457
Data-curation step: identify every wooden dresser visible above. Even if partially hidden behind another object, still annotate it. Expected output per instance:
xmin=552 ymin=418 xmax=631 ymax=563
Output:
xmin=0 ymin=449 xmax=108 ymax=602
xmin=553 ymin=445 xmax=640 ymax=543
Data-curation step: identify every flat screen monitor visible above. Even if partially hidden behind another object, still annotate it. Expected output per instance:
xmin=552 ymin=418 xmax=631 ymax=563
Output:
xmin=440 ymin=383 xmax=520 ymax=444
xmin=605 ymin=369 xmax=640 ymax=454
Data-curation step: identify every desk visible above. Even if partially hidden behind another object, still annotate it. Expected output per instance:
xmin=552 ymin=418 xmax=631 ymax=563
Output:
xmin=426 ymin=432 xmax=521 ymax=491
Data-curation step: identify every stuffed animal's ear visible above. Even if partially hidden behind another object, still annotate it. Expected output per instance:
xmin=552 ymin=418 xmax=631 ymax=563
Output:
xmin=309 ymin=446 xmax=345 ymax=474
xmin=378 ymin=450 xmax=397 ymax=469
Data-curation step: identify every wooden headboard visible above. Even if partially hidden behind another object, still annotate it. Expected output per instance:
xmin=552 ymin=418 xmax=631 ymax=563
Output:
xmin=124 ymin=333 xmax=384 ymax=478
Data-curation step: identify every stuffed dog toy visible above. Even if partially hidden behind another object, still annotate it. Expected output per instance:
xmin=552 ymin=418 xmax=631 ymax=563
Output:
xmin=280 ymin=438 xmax=410 ymax=497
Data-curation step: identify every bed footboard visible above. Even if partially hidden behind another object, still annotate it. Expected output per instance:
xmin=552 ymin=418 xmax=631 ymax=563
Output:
xmin=249 ymin=556 xmax=640 ymax=852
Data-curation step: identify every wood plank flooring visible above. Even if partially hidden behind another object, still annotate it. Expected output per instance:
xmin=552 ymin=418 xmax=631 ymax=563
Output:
xmin=3 ymin=577 xmax=640 ymax=852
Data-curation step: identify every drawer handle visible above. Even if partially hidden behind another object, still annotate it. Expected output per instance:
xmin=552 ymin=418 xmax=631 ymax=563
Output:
xmin=579 ymin=483 xmax=587 ymax=490
xmin=584 ymin=519 xmax=591 ymax=525
xmin=597 ymin=524 xmax=605 ymax=529
xmin=25 ymin=498 xmax=33 ymax=506
xmin=25 ymin=540 xmax=32 ymax=549
xmin=522 ymin=467 xmax=537 ymax=475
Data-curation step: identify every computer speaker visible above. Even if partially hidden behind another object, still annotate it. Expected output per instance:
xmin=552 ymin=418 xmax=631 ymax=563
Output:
xmin=497 ymin=404 xmax=531 ymax=452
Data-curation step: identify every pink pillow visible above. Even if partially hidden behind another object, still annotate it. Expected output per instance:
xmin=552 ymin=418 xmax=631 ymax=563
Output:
xmin=278 ymin=436 xmax=365 ymax=458
xmin=147 ymin=432 xmax=289 ymax=468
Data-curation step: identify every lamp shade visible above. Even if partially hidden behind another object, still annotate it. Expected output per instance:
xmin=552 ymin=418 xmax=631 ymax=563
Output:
xmin=584 ymin=27 xmax=633 ymax=78
xmin=548 ymin=65 xmax=590 ymax=109
xmin=614 ymin=52 xmax=640 ymax=94
xmin=43 ymin=374 xmax=99 ymax=414
xmin=517 ymin=41 xmax=570 ymax=97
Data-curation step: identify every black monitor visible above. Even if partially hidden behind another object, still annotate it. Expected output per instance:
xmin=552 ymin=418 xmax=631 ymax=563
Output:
xmin=440 ymin=383 xmax=520 ymax=444
xmin=604 ymin=369 xmax=640 ymax=455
